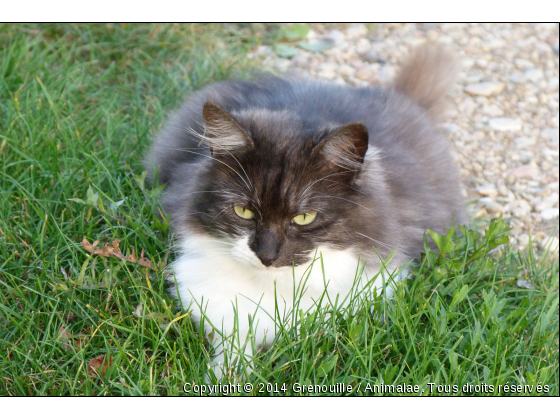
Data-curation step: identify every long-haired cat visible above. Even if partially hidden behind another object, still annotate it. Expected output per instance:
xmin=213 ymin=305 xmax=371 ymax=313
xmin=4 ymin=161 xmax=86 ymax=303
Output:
xmin=147 ymin=44 xmax=464 ymax=377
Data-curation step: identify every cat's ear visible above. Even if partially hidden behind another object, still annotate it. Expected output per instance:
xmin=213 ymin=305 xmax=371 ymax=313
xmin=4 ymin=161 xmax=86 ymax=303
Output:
xmin=312 ymin=123 xmax=369 ymax=171
xmin=202 ymin=102 xmax=253 ymax=155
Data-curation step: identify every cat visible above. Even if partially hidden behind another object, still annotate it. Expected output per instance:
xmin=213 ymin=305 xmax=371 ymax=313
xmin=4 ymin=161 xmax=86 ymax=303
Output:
xmin=147 ymin=43 xmax=465 ymax=378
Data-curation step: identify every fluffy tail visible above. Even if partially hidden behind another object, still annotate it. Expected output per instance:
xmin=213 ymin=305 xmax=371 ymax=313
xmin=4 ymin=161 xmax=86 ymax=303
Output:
xmin=392 ymin=43 xmax=460 ymax=120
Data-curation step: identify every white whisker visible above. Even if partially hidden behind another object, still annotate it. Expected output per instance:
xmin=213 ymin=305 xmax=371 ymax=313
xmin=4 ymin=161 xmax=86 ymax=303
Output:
xmin=314 ymin=194 xmax=378 ymax=217
xmin=152 ymin=146 xmax=253 ymax=192
xmin=354 ymin=232 xmax=394 ymax=252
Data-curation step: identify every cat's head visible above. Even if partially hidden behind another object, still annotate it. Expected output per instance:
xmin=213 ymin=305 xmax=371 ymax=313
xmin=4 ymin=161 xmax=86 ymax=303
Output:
xmin=172 ymin=102 xmax=389 ymax=269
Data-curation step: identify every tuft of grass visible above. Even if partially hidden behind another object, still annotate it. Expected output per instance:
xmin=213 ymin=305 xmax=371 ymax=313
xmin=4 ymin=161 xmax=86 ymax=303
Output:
xmin=1 ymin=24 xmax=558 ymax=396
xmin=203 ymin=219 xmax=558 ymax=395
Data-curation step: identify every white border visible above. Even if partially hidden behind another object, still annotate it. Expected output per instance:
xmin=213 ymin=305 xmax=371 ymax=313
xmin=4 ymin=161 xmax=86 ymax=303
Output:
xmin=2 ymin=1 xmax=560 ymax=22
xmin=4 ymin=397 xmax=559 ymax=418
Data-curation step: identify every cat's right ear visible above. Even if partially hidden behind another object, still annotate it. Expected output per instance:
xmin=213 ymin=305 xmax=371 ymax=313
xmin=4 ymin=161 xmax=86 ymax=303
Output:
xmin=202 ymin=102 xmax=253 ymax=155
xmin=312 ymin=122 xmax=369 ymax=172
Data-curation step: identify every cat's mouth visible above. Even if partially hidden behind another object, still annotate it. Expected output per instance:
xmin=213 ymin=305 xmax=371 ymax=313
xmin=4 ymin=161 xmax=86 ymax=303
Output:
xmin=230 ymin=235 xmax=314 ymax=270
xmin=247 ymin=254 xmax=312 ymax=270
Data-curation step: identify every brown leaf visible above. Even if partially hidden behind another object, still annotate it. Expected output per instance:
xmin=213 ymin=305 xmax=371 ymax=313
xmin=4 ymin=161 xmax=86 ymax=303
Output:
xmin=81 ymin=237 xmax=158 ymax=271
xmin=81 ymin=237 xmax=99 ymax=253
xmin=126 ymin=247 xmax=137 ymax=263
xmin=88 ymin=354 xmax=113 ymax=377
xmin=138 ymin=249 xmax=155 ymax=270
xmin=111 ymin=238 xmax=126 ymax=259
xmin=65 ymin=312 xmax=78 ymax=322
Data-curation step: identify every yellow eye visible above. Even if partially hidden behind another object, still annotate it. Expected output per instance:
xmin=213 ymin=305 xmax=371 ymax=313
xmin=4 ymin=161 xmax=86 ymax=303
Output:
xmin=234 ymin=205 xmax=255 ymax=220
xmin=292 ymin=211 xmax=317 ymax=226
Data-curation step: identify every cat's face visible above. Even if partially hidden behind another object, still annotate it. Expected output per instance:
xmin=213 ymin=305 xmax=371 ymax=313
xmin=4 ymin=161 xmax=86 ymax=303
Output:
xmin=178 ymin=103 xmax=372 ymax=268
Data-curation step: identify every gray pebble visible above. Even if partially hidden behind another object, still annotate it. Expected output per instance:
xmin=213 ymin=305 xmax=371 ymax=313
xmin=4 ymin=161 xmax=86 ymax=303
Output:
xmin=338 ymin=64 xmax=356 ymax=77
xmin=514 ymin=137 xmax=536 ymax=148
xmin=346 ymin=24 xmax=368 ymax=38
xmin=465 ymin=82 xmax=505 ymax=97
xmin=515 ymin=58 xmax=534 ymax=69
xmin=508 ymin=165 xmax=540 ymax=179
xmin=328 ymin=30 xmax=345 ymax=43
xmin=318 ymin=69 xmax=337 ymax=80
xmin=361 ymin=51 xmax=385 ymax=64
xmin=479 ymin=197 xmax=504 ymax=213
xmin=476 ymin=184 xmax=498 ymax=198
xmin=524 ymin=68 xmax=544 ymax=83
xmin=542 ymin=128 xmax=559 ymax=142
xmin=274 ymin=59 xmax=292 ymax=72
xmin=488 ymin=118 xmax=523 ymax=131
xmin=536 ymin=193 xmax=559 ymax=211
xmin=540 ymin=208 xmax=560 ymax=220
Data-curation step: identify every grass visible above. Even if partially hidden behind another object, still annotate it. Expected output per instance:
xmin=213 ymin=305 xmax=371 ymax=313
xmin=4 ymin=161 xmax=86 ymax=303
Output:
xmin=0 ymin=23 xmax=558 ymax=396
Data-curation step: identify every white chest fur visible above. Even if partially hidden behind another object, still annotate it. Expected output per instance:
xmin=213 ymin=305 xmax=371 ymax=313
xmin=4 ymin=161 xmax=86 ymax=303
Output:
xmin=171 ymin=233 xmax=400 ymax=358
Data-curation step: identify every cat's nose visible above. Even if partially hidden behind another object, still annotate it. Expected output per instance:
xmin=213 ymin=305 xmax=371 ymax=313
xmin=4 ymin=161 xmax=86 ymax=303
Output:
xmin=256 ymin=243 xmax=278 ymax=267
xmin=258 ymin=255 xmax=275 ymax=267
xmin=255 ymin=228 xmax=280 ymax=267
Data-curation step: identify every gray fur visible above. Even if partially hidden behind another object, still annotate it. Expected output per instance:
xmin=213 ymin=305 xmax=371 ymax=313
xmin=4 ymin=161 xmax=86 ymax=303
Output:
xmin=147 ymin=44 xmax=465 ymax=268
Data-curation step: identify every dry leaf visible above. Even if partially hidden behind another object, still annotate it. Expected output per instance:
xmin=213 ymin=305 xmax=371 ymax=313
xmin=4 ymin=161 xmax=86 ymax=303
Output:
xmin=138 ymin=249 xmax=155 ymax=269
xmin=81 ymin=237 xmax=156 ymax=270
xmin=58 ymin=325 xmax=87 ymax=350
xmin=88 ymin=354 xmax=113 ymax=377
xmin=65 ymin=312 xmax=78 ymax=322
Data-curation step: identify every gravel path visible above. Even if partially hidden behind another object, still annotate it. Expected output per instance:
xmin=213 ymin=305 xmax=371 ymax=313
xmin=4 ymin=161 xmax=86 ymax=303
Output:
xmin=255 ymin=23 xmax=559 ymax=252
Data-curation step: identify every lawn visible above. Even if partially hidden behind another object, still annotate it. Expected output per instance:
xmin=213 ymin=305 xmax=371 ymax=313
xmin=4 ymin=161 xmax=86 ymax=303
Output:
xmin=1 ymin=23 xmax=558 ymax=396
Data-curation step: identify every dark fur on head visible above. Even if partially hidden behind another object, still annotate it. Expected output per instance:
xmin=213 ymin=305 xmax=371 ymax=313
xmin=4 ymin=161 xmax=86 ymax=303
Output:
xmin=148 ymin=44 xmax=465 ymax=268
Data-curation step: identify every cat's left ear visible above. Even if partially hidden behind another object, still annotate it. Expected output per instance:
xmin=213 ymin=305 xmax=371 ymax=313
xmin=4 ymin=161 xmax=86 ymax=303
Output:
xmin=202 ymin=102 xmax=254 ymax=155
xmin=312 ymin=123 xmax=369 ymax=171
